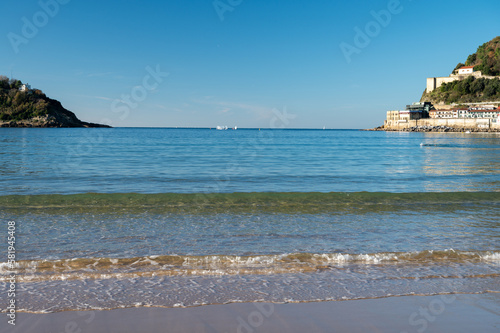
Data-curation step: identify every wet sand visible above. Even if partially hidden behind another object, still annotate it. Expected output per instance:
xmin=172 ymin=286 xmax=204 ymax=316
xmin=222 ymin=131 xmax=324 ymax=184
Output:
xmin=3 ymin=293 xmax=499 ymax=333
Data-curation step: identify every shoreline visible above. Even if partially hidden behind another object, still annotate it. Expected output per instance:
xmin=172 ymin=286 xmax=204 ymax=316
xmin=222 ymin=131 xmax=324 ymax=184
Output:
xmin=367 ymin=125 xmax=500 ymax=133
xmin=4 ymin=293 xmax=499 ymax=333
xmin=0 ymin=121 xmax=111 ymax=128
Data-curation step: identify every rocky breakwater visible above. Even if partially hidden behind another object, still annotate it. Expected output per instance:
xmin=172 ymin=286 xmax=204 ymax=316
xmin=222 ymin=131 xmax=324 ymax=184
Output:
xmin=366 ymin=125 xmax=500 ymax=132
xmin=395 ymin=125 xmax=499 ymax=133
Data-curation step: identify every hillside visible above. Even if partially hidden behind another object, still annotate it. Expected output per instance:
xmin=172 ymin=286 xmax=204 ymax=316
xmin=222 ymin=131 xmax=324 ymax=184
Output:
xmin=463 ymin=36 xmax=500 ymax=76
xmin=421 ymin=36 xmax=500 ymax=104
xmin=0 ymin=76 xmax=110 ymax=128
xmin=422 ymin=76 xmax=500 ymax=104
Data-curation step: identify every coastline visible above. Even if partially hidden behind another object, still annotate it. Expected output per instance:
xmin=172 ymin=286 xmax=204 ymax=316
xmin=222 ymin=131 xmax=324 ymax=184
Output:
xmin=0 ymin=120 xmax=111 ymax=128
xmin=4 ymin=294 xmax=499 ymax=333
xmin=366 ymin=125 xmax=500 ymax=132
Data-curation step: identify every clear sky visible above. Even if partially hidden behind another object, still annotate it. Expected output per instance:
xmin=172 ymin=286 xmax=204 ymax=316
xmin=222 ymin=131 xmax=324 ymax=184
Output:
xmin=1 ymin=0 xmax=499 ymax=128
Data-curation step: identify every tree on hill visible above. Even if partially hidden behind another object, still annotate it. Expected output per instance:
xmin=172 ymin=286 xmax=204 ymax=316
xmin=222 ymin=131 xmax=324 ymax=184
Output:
xmin=427 ymin=76 xmax=500 ymax=104
xmin=462 ymin=36 xmax=500 ymax=76
xmin=452 ymin=63 xmax=465 ymax=74
xmin=0 ymin=76 xmax=47 ymax=121
xmin=0 ymin=76 xmax=23 ymax=90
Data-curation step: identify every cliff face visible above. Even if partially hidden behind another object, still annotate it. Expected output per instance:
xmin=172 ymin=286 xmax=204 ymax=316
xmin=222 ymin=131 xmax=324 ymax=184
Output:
xmin=0 ymin=77 xmax=110 ymax=128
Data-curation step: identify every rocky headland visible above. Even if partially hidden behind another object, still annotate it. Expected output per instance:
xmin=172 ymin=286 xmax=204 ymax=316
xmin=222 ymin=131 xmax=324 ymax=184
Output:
xmin=0 ymin=77 xmax=110 ymax=128
xmin=373 ymin=37 xmax=500 ymax=132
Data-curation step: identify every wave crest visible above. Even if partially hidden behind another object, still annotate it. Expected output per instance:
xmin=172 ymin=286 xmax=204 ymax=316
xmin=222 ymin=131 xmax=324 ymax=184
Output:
xmin=2 ymin=249 xmax=499 ymax=282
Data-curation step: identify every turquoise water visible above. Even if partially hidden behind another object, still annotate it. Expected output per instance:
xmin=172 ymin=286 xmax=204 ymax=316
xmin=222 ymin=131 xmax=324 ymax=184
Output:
xmin=0 ymin=128 xmax=499 ymax=312
xmin=1 ymin=128 xmax=500 ymax=194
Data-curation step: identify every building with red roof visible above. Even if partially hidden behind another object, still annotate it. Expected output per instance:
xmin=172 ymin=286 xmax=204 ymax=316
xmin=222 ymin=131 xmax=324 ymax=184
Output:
xmin=458 ymin=66 xmax=475 ymax=75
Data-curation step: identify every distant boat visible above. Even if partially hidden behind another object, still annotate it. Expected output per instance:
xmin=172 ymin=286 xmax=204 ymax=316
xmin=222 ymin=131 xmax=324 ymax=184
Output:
xmin=323 ymin=126 xmax=326 ymax=130
xmin=216 ymin=126 xmax=228 ymax=130
xmin=233 ymin=126 xmax=237 ymax=130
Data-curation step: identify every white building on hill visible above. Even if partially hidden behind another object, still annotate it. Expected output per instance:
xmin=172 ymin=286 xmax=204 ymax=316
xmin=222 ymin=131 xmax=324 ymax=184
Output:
xmin=458 ymin=65 xmax=474 ymax=75
xmin=19 ymin=83 xmax=31 ymax=92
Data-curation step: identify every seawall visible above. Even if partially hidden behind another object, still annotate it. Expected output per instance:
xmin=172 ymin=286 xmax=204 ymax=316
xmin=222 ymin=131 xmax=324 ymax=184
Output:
xmin=383 ymin=118 xmax=500 ymax=132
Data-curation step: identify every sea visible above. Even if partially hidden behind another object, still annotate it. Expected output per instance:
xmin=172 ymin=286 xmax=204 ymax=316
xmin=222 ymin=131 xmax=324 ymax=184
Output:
xmin=0 ymin=128 xmax=499 ymax=313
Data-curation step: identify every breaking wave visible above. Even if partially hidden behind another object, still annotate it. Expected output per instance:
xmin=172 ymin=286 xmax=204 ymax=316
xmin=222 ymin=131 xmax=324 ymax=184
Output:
xmin=3 ymin=250 xmax=499 ymax=283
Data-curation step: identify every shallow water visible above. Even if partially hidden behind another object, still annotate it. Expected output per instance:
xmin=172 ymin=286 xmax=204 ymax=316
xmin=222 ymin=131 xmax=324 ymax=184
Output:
xmin=0 ymin=129 xmax=499 ymax=312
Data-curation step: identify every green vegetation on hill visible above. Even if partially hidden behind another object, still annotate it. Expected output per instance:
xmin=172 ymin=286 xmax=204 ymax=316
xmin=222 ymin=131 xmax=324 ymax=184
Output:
xmin=464 ymin=36 xmax=500 ymax=76
xmin=0 ymin=76 xmax=109 ymax=127
xmin=422 ymin=37 xmax=500 ymax=104
xmin=425 ymin=76 xmax=500 ymax=104
xmin=0 ymin=76 xmax=50 ymax=122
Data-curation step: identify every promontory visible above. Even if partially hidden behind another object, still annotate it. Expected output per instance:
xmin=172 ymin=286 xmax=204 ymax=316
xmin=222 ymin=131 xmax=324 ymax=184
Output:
xmin=0 ymin=76 xmax=111 ymax=128
xmin=376 ymin=36 xmax=500 ymax=132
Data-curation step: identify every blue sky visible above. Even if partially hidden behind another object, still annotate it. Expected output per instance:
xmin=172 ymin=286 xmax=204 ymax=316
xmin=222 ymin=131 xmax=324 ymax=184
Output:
xmin=1 ymin=0 xmax=499 ymax=128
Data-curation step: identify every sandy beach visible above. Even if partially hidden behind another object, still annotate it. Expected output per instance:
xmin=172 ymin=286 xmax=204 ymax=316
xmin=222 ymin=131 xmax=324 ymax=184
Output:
xmin=3 ymin=293 xmax=499 ymax=333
